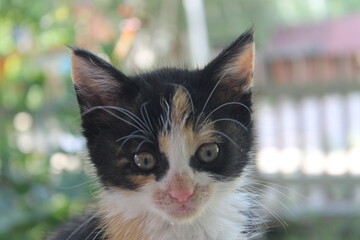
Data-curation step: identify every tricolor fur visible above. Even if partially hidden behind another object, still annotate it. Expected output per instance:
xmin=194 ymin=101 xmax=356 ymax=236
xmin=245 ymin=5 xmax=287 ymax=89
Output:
xmin=48 ymin=30 xmax=263 ymax=240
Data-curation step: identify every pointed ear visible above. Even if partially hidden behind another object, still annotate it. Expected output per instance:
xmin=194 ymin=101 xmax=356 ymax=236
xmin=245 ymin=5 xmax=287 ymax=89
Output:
xmin=70 ymin=48 xmax=137 ymax=111
xmin=203 ymin=30 xmax=255 ymax=93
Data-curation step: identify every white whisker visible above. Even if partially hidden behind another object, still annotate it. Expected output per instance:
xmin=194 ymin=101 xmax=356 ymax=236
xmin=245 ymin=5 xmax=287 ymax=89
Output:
xmin=135 ymin=139 xmax=152 ymax=152
xmin=66 ymin=214 xmax=97 ymax=240
xmin=204 ymin=101 xmax=252 ymax=123
xmin=82 ymin=106 xmax=153 ymax=139
xmin=248 ymin=185 xmax=295 ymax=217
xmin=117 ymin=135 xmax=151 ymax=144
xmin=207 ymin=130 xmax=242 ymax=149
xmin=160 ymin=98 xmax=171 ymax=132
xmin=57 ymin=176 xmax=98 ymax=190
xmin=254 ymin=179 xmax=309 ymax=200
xmin=200 ymin=69 xmax=230 ymax=116
xmin=257 ymin=201 xmax=288 ymax=230
xmin=140 ymin=101 xmax=154 ymax=133
xmin=208 ymin=117 xmax=248 ymax=131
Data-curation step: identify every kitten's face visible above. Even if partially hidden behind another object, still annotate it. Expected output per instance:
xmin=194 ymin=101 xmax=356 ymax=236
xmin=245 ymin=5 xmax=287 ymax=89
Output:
xmin=71 ymin=31 xmax=255 ymax=223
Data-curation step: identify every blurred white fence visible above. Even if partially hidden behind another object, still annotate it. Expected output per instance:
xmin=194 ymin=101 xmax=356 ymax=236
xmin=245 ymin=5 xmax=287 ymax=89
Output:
xmin=254 ymin=83 xmax=360 ymax=219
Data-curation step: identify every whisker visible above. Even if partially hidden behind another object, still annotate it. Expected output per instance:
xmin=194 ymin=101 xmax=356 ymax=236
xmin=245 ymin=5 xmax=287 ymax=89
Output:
xmin=109 ymin=106 xmax=151 ymax=134
xmin=253 ymin=179 xmax=309 ymax=200
xmin=194 ymin=112 xmax=205 ymax=131
xmin=259 ymin=191 xmax=295 ymax=218
xmin=57 ymin=176 xmax=98 ymax=190
xmin=84 ymin=225 xmax=100 ymax=240
xmin=204 ymin=102 xmax=252 ymax=124
xmin=118 ymin=135 xmax=153 ymax=151
xmin=245 ymin=186 xmax=287 ymax=230
xmin=208 ymin=118 xmax=248 ymax=131
xmin=207 ymin=130 xmax=242 ymax=149
xmin=116 ymin=130 xmax=148 ymax=150
xmin=135 ymin=139 xmax=152 ymax=152
xmin=66 ymin=214 xmax=97 ymax=240
xmin=248 ymin=185 xmax=295 ymax=217
xmin=91 ymin=215 xmax=119 ymax=240
xmin=199 ymin=69 xmax=230 ymax=116
xmin=116 ymin=129 xmax=143 ymax=142
xmin=83 ymin=107 xmax=144 ymax=134
xmin=82 ymin=106 xmax=153 ymax=139
xmin=116 ymin=135 xmax=151 ymax=144
xmin=246 ymin=208 xmax=267 ymax=234
xmin=254 ymin=181 xmax=299 ymax=202
xmin=242 ymin=191 xmax=269 ymax=229
xmin=140 ymin=101 xmax=154 ymax=133
xmin=257 ymin=201 xmax=288 ymax=230
xmin=160 ymin=99 xmax=171 ymax=132
xmin=195 ymin=68 xmax=235 ymax=129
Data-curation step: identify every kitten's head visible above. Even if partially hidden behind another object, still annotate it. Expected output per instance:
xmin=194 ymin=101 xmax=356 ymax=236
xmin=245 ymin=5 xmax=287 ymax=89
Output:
xmin=71 ymin=31 xmax=255 ymax=223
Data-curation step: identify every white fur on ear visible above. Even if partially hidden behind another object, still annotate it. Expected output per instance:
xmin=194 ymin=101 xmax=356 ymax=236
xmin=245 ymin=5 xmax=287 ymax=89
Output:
xmin=219 ymin=42 xmax=255 ymax=92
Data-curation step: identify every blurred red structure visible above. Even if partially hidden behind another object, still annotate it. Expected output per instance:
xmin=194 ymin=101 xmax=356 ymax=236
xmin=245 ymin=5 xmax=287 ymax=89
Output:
xmin=265 ymin=13 xmax=360 ymax=84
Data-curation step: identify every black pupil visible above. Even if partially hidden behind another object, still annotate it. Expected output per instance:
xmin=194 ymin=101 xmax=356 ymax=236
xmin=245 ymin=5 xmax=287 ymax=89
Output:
xmin=143 ymin=157 xmax=149 ymax=165
xmin=206 ymin=150 xmax=212 ymax=158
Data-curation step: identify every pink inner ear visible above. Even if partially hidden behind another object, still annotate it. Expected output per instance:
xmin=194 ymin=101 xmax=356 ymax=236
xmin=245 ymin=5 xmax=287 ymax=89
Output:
xmin=221 ymin=43 xmax=255 ymax=91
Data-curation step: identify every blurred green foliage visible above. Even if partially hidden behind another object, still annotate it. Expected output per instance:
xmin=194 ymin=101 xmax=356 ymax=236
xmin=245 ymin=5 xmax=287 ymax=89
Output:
xmin=0 ymin=1 xmax=92 ymax=239
xmin=1 ymin=0 xmax=360 ymax=239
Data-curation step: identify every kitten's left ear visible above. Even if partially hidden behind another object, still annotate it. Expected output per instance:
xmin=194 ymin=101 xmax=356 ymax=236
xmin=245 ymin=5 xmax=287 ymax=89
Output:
xmin=203 ymin=30 xmax=255 ymax=92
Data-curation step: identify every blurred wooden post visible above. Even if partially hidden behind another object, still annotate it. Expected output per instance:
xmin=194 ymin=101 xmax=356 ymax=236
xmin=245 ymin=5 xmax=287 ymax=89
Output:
xmin=182 ymin=0 xmax=210 ymax=67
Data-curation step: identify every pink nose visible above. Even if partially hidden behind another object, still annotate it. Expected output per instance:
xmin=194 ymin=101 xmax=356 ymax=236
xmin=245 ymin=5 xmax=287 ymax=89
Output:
xmin=169 ymin=189 xmax=194 ymax=203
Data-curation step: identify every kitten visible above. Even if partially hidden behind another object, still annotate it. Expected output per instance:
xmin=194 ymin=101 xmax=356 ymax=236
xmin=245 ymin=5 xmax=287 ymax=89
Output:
xmin=48 ymin=30 xmax=261 ymax=240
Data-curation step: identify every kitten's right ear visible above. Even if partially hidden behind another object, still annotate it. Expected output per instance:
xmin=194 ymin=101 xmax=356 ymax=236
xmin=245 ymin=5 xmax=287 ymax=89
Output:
xmin=70 ymin=47 xmax=136 ymax=111
xmin=202 ymin=30 xmax=255 ymax=94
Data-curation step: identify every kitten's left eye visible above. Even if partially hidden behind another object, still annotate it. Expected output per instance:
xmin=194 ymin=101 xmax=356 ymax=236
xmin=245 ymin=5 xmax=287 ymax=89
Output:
xmin=196 ymin=143 xmax=219 ymax=163
xmin=134 ymin=152 xmax=157 ymax=170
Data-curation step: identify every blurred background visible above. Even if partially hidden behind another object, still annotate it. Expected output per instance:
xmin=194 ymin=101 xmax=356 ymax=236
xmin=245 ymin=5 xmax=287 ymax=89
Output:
xmin=1 ymin=0 xmax=360 ymax=239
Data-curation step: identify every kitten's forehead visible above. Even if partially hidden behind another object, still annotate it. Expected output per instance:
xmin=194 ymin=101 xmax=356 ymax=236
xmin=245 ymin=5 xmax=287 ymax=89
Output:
xmin=158 ymin=87 xmax=217 ymax=174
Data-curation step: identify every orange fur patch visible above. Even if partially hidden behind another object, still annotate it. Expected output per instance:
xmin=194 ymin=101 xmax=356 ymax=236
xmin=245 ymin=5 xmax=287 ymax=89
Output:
xmin=128 ymin=175 xmax=155 ymax=187
xmin=158 ymin=88 xmax=219 ymax=157
xmin=158 ymin=133 xmax=169 ymax=157
xmin=171 ymin=88 xmax=191 ymax=126
xmin=101 ymin=214 xmax=147 ymax=240
xmin=114 ymin=157 xmax=129 ymax=167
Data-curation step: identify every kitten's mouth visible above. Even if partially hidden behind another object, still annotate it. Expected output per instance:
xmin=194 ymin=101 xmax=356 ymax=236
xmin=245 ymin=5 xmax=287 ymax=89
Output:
xmin=169 ymin=204 xmax=196 ymax=218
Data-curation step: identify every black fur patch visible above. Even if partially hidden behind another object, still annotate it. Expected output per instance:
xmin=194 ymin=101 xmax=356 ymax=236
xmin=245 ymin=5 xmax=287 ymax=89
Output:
xmin=46 ymin=214 xmax=102 ymax=240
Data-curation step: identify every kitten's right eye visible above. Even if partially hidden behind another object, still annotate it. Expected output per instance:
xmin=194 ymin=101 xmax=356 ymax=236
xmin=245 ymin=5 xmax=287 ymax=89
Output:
xmin=134 ymin=152 xmax=157 ymax=171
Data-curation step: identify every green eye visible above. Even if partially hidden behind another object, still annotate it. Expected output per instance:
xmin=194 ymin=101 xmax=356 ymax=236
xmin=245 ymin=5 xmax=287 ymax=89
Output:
xmin=197 ymin=143 xmax=219 ymax=163
xmin=134 ymin=152 xmax=157 ymax=170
